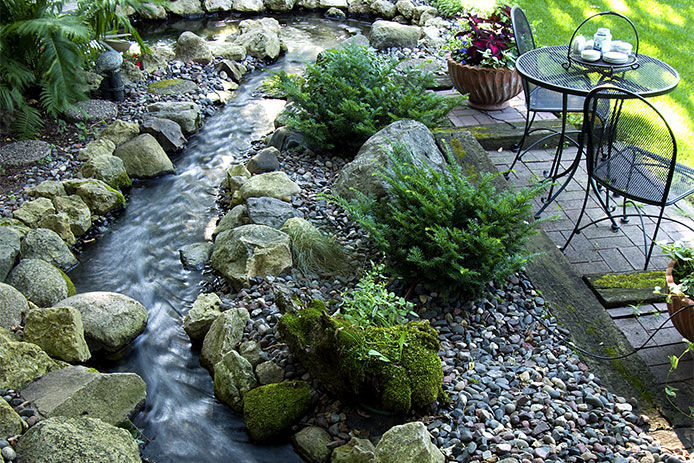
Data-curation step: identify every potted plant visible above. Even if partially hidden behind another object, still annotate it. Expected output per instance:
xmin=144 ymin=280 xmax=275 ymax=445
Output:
xmin=658 ymin=241 xmax=694 ymax=341
xmin=445 ymin=5 xmax=522 ymax=110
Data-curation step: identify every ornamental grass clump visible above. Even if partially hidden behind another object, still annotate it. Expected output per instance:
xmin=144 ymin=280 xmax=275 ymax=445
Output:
xmin=332 ymin=144 xmax=545 ymax=297
xmin=274 ymin=44 xmax=458 ymax=155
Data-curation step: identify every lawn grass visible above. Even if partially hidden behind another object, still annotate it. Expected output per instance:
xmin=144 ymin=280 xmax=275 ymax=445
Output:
xmin=516 ymin=0 xmax=694 ymax=166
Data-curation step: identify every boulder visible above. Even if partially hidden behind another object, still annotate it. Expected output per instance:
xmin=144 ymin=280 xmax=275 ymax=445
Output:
xmin=179 ymin=242 xmax=213 ymax=271
xmin=165 ymin=0 xmax=205 ymax=15
xmin=319 ymin=0 xmax=347 ymax=7
xmin=114 ymin=133 xmax=175 ymax=178
xmin=0 ymin=282 xmax=28 ymax=330
xmin=222 ymin=163 xmax=251 ymax=190
xmin=246 ymin=196 xmax=302 ymax=229
xmin=6 ymin=259 xmax=72 ymax=308
xmin=12 ymin=197 xmax=56 ymax=228
xmin=176 ymin=31 xmax=214 ymax=64
xmin=208 ymin=42 xmax=247 ymax=61
xmin=200 ymin=308 xmax=250 ymax=371
xmin=395 ymin=0 xmax=415 ymax=19
xmin=183 ymin=292 xmax=223 ymax=342
xmin=142 ymin=44 xmax=175 ymax=73
xmin=52 ymin=195 xmax=92 ymax=236
xmin=20 ymin=228 xmax=78 ymax=271
xmin=239 ymin=171 xmax=300 ymax=201
xmin=268 ymin=126 xmax=305 ymax=151
xmin=239 ymin=340 xmax=262 ymax=366
xmin=0 ymin=140 xmax=51 ymax=168
xmin=148 ymin=78 xmax=200 ymax=95
xmin=62 ymin=179 xmax=126 ymax=216
xmin=211 ymin=225 xmax=292 ymax=288
xmin=369 ymin=20 xmax=420 ymax=50
xmin=23 ymin=306 xmax=91 ymax=363
xmin=37 ymin=213 xmax=77 ymax=246
xmin=63 ymin=99 xmax=118 ymax=123
xmin=243 ymin=381 xmax=312 ymax=442
xmin=213 ymin=349 xmax=257 ymax=412
xmin=298 ymin=0 xmax=318 ymax=8
xmin=21 ymin=366 xmax=146 ymax=426
xmin=0 ymin=329 xmax=64 ymax=390
xmin=333 ymin=120 xmax=446 ymax=201
xmin=97 ymin=120 xmax=140 ymax=147
xmin=235 ymin=29 xmax=281 ymax=61
xmin=77 ymin=138 xmax=116 ymax=162
xmin=204 ymin=0 xmax=233 ymax=11
xmin=255 ymin=360 xmax=284 ymax=385
xmin=56 ymin=292 xmax=148 ymax=354
xmin=247 ymin=147 xmax=280 ymax=174
xmin=0 ymin=398 xmax=24 ymax=437
xmin=216 ymin=60 xmax=246 ymax=83
xmin=0 ymin=227 xmax=20 ymax=282
xmin=233 ymin=0 xmax=264 ymax=12
xmin=80 ymin=154 xmax=132 ymax=190
xmin=265 ymin=0 xmax=296 ymax=10
xmin=347 ymin=0 xmax=370 ymax=15
xmin=26 ymin=180 xmax=67 ymax=200
xmin=213 ymin=205 xmax=249 ymax=237
xmin=374 ymin=422 xmax=444 ymax=463
xmin=0 ymin=218 xmax=31 ymax=238
xmin=417 ymin=6 xmax=437 ymax=25
xmin=293 ymin=426 xmax=332 ymax=463
xmin=420 ymin=26 xmax=444 ymax=50
xmin=332 ymin=437 xmax=377 ymax=463
xmin=139 ymin=2 xmax=167 ymax=19
xmin=141 ymin=116 xmax=187 ymax=153
xmin=239 ymin=18 xmax=281 ymax=34
xmin=15 ymin=417 xmax=141 ymax=463
xmin=147 ymin=101 xmax=201 ymax=135
xmin=371 ymin=0 xmax=396 ymax=18
xmin=326 ymin=7 xmax=346 ymax=20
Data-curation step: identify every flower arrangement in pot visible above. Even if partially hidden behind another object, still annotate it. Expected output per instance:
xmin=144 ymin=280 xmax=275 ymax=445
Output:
xmin=445 ymin=4 xmax=522 ymax=110
xmin=658 ymin=241 xmax=694 ymax=342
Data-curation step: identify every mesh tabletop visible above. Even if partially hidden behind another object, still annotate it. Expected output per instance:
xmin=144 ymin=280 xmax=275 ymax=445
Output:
xmin=516 ymin=45 xmax=679 ymax=97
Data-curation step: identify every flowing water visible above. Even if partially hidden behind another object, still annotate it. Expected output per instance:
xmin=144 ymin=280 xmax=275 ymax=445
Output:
xmin=68 ymin=17 xmax=365 ymax=463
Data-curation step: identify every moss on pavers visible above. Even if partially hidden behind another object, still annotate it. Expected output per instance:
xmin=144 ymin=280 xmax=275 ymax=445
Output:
xmin=584 ymin=271 xmax=666 ymax=308
xmin=435 ymin=118 xmax=566 ymax=150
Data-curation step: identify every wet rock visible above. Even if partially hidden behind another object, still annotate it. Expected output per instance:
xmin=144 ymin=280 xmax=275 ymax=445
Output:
xmin=213 ymin=349 xmax=257 ymax=412
xmin=239 ymin=171 xmax=300 ymax=201
xmin=141 ymin=116 xmax=187 ymax=153
xmin=20 ymin=228 xmax=78 ymax=271
xmin=23 ymin=306 xmax=91 ymax=363
xmin=81 ymin=154 xmax=132 ymax=190
xmin=114 ymin=133 xmax=175 ymax=178
xmin=0 ymin=327 xmax=64 ymax=390
xmin=0 ymin=282 xmax=28 ymax=330
xmin=235 ymin=28 xmax=281 ymax=61
xmin=200 ymin=308 xmax=250 ymax=371
xmin=175 ymin=31 xmax=213 ymax=64
xmin=97 ymin=120 xmax=140 ymax=147
xmin=183 ymin=293 xmax=223 ymax=342
xmin=6 ymin=259 xmax=72 ymax=308
xmin=52 ymin=195 xmax=92 ymax=237
xmin=331 ymin=437 xmax=377 ymax=463
xmin=246 ymin=196 xmax=303 ymax=229
xmin=26 ymin=180 xmax=67 ymax=200
xmin=179 ymin=242 xmax=213 ymax=271
xmin=0 ymin=228 xmax=20 ymax=282
xmin=0 ymin=140 xmax=51 ymax=168
xmin=147 ymin=101 xmax=201 ymax=135
xmin=12 ymin=198 xmax=56 ymax=228
xmin=293 ymin=426 xmax=332 ymax=463
xmin=63 ymin=100 xmax=118 ymax=123
xmin=216 ymin=60 xmax=246 ymax=84
xmin=369 ymin=21 xmax=420 ymax=50
xmin=374 ymin=422 xmax=444 ymax=463
xmin=62 ymin=179 xmax=125 ymax=216
xmin=243 ymin=380 xmax=313 ymax=442
xmin=77 ymin=138 xmax=116 ymax=162
xmin=255 ymin=360 xmax=284 ymax=385
xmin=213 ymin=205 xmax=249 ymax=237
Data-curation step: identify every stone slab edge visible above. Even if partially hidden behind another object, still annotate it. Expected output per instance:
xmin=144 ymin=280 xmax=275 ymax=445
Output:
xmin=436 ymin=118 xmax=565 ymax=150
xmin=435 ymin=129 xmax=693 ymax=448
xmin=583 ymin=272 xmax=666 ymax=309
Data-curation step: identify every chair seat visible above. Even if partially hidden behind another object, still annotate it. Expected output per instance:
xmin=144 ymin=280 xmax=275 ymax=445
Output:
xmin=529 ymin=86 xmax=585 ymax=113
xmin=593 ymin=145 xmax=694 ymax=205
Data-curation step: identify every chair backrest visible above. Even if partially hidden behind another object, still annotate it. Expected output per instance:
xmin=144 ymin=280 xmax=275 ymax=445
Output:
xmin=582 ymin=85 xmax=677 ymax=206
xmin=510 ymin=6 xmax=536 ymax=104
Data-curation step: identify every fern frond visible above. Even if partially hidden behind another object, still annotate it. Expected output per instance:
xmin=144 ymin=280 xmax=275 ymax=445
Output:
xmin=10 ymin=104 xmax=44 ymax=139
xmin=38 ymin=30 xmax=87 ymax=115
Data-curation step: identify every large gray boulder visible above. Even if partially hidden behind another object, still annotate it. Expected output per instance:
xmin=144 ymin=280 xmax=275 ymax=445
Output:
xmin=114 ymin=133 xmax=175 ymax=178
xmin=369 ymin=20 xmax=420 ymax=49
xmin=213 ymin=349 xmax=257 ymax=412
xmin=293 ymin=426 xmax=332 ymax=463
xmin=80 ymin=154 xmax=132 ymax=190
xmin=56 ymin=292 xmax=148 ymax=354
xmin=239 ymin=171 xmax=300 ymax=201
xmin=147 ymin=101 xmax=201 ymax=135
xmin=6 ymin=259 xmax=73 ymax=308
xmin=0 ymin=227 xmax=20 ymax=281
xmin=200 ymin=308 xmax=250 ymax=372
xmin=23 ymin=306 xmax=91 ymax=363
xmin=246 ymin=196 xmax=303 ymax=229
xmin=165 ymin=0 xmax=205 ymax=15
xmin=247 ymin=147 xmax=280 ymax=174
xmin=204 ymin=0 xmax=233 ymax=11
xmin=332 ymin=437 xmax=377 ymax=463
xmin=77 ymin=138 xmax=116 ymax=162
xmin=176 ymin=31 xmax=213 ymax=64
xmin=211 ymin=225 xmax=292 ymax=288
xmin=233 ymin=0 xmax=264 ymax=12
xmin=374 ymin=422 xmax=444 ymax=463
xmin=235 ymin=29 xmax=281 ymax=60
xmin=62 ymin=179 xmax=126 ymax=216
xmin=97 ymin=120 xmax=140 ymax=147
xmin=0 ymin=328 xmax=64 ymax=390
xmin=13 ymin=197 xmax=56 ymax=228
xmin=53 ymin=195 xmax=92 ymax=237
xmin=15 ymin=417 xmax=141 ymax=463
xmin=26 ymin=180 xmax=67 ymax=200
xmin=21 ymin=366 xmax=146 ymax=426
xmin=141 ymin=116 xmax=187 ymax=153
xmin=208 ymin=42 xmax=247 ymax=61
xmin=0 ymin=282 xmax=29 ymax=331
xmin=333 ymin=120 xmax=446 ymax=201
xmin=265 ymin=0 xmax=296 ymax=11
xmin=183 ymin=292 xmax=223 ymax=342
xmin=20 ymin=228 xmax=78 ymax=271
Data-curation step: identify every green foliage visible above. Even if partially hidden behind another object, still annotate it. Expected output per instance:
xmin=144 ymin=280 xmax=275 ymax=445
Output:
xmin=657 ymin=241 xmax=694 ymax=296
xmin=332 ymin=144 xmax=544 ymax=297
xmin=432 ymin=0 xmax=499 ymax=18
xmin=274 ymin=44 xmax=459 ymax=155
xmin=340 ymin=262 xmax=417 ymax=328
xmin=281 ymin=218 xmax=348 ymax=276
xmin=664 ymin=340 xmax=694 ymax=419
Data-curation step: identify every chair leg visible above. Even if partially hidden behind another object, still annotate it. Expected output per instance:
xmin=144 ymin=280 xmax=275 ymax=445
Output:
xmin=505 ymin=111 xmax=536 ymax=179
xmin=561 ymin=174 xmax=593 ymax=252
xmin=644 ymin=208 xmax=667 ymax=270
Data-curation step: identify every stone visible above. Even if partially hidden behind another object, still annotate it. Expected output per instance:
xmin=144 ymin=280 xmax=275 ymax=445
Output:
xmin=0 ymin=218 xmax=31 ymax=238
xmin=213 ymin=349 xmax=257 ymax=412
xmin=223 ymin=164 xmax=251 ymax=190
xmin=37 ymin=213 xmax=76 ymax=246
xmin=203 ymin=0 xmax=233 ymax=12
xmin=23 ymin=306 xmax=91 ymax=363
xmin=97 ymin=119 xmax=140 ymax=147
xmin=395 ymin=0 xmax=415 ymax=19
xmin=247 ymin=147 xmax=280 ymax=174
xmin=21 ymin=366 xmax=146 ymax=426
xmin=243 ymin=381 xmax=312 ymax=442
xmin=246 ymin=196 xmax=302 ymax=229
xmin=0 ymin=140 xmax=51 ymax=168
xmin=332 ymin=437 xmax=377 ymax=463
xmin=347 ymin=0 xmax=370 ymax=15
xmin=417 ymin=6 xmax=437 ymax=25
xmin=179 ymin=242 xmax=213 ymax=271
xmin=114 ymin=133 xmax=175 ymax=178
xmin=0 ymin=228 xmax=20 ymax=282
xmin=79 ymin=70 xmax=104 ymax=94
xmin=13 ymin=198 xmax=56 ymax=228
xmin=183 ymin=293 xmax=222 ymax=342
xmin=81 ymin=154 xmax=132 ymax=190
xmin=256 ymin=360 xmax=284 ymax=384
xmin=239 ymin=340 xmax=262 ymax=366
xmin=213 ymin=205 xmax=249 ymax=237
xmin=369 ymin=20 xmax=420 ymax=50
xmin=211 ymin=225 xmax=292 ymax=288
xmin=233 ymin=0 xmax=264 ymax=12
xmin=208 ymin=42 xmax=247 ymax=61
xmin=61 ymin=179 xmax=126 ymax=216
xmin=333 ymin=120 xmax=446 ymax=201
xmin=265 ymin=0 xmax=296 ymax=11
xmin=6 ymin=259 xmax=72 ymax=308
xmin=139 ymin=2 xmax=167 ymax=19
xmin=319 ymin=0 xmax=347 ymax=7
xmin=0 ymin=398 xmax=24 ymax=437
xmin=216 ymin=60 xmax=246 ymax=83
xmin=26 ymin=180 xmax=67 ymax=200
xmin=63 ymin=100 xmax=118 ymax=123
xmin=371 ymin=0 xmax=396 ymax=18
xmin=298 ymin=0 xmax=318 ymax=8
xmin=235 ymin=29 xmax=281 ymax=61
xmin=141 ymin=116 xmax=187 ymax=153
xmin=239 ymin=171 xmax=300 ymax=201
xmin=15 ymin=417 xmax=140 ymax=463
xmin=0 ymin=282 xmax=28 ymax=330
xmin=175 ymin=31 xmax=213 ymax=64
xmin=95 ymin=50 xmax=123 ymax=73
xmin=200 ymin=308 xmax=250 ymax=371
xmin=20 ymin=228 xmax=78 ymax=271
xmin=293 ymin=426 xmax=332 ymax=463
xmin=147 ymin=101 xmax=201 ymax=135
xmin=77 ymin=138 xmax=116 ymax=162
xmin=374 ymin=422 xmax=444 ymax=463
xmin=325 ymin=7 xmax=346 ymax=19
xmin=52 ymin=195 xmax=92 ymax=237
xmin=268 ymin=126 xmax=305 ymax=151
xmin=142 ymin=44 xmax=175 ymax=73
xmin=0 ymin=329 xmax=64 ymax=390
xmin=148 ymin=78 xmax=200 ymax=95
xmin=56 ymin=292 xmax=148 ymax=354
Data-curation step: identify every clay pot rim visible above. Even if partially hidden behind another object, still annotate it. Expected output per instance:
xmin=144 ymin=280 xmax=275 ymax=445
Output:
xmin=446 ymin=53 xmax=517 ymax=73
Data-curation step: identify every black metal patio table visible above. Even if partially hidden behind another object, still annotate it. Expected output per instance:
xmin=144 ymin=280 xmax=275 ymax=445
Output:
xmin=514 ymin=45 xmax=680 ymax=217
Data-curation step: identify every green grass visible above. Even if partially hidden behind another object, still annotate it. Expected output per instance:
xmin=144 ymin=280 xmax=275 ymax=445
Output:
xmin=516 ymin=0 xmax=694 ymax=166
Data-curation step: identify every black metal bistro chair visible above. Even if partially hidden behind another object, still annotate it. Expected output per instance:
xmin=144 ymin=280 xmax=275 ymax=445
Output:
xmin=563 ymin=85 xmax=694 ymax=269
xmin=506 ymin=6 xmax=585 ymax=177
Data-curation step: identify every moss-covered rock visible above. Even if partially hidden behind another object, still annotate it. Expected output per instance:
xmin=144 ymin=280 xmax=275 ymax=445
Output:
xmin=243 ymin=381 xmax=312 ymax=442
xmin=0 ymin=328 xmax=64 ymax=390
xmin=277 ymin=302 xmax=442 ymax=414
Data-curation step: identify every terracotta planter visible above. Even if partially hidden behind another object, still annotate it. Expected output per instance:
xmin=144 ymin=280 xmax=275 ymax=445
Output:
xmin=447 ymin=56 xmax=523 ymax=111
xmin=665 ymin=260 xmax=694 ymax=342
